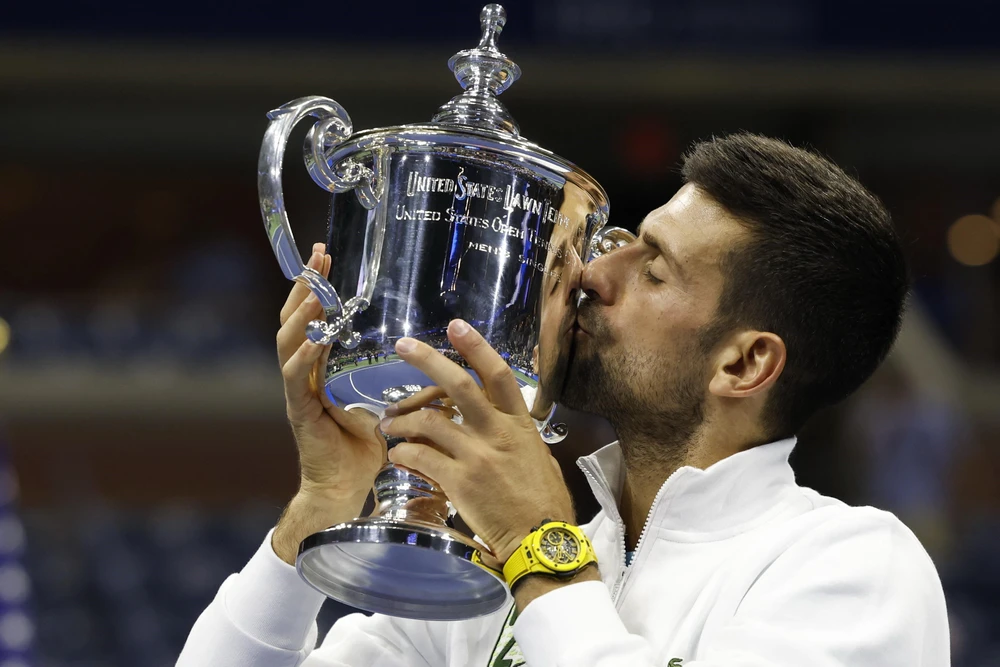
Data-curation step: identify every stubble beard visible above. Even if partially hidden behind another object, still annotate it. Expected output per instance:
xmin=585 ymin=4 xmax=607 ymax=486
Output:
xmin=559 ymin=305 xmax=708 ymax=468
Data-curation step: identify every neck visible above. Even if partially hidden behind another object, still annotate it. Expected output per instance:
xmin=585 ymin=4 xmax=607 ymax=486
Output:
xmin=615 ymin=422 xmax=759 ymax=551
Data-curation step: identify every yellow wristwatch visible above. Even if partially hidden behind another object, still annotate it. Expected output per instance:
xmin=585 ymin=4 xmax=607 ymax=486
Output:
xmin=502 ymin=520 xmax=598 ymax=590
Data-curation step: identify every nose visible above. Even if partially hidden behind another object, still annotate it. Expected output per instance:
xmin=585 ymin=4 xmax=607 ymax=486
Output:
xmin=582 ymin=225 xmax=636 ymax=304
xmin=581 ymin=250 xmax=620 ymax=305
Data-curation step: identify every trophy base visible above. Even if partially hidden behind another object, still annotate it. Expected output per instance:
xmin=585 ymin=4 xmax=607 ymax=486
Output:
xmin=297 ymin=516 xmax=510 ymax=620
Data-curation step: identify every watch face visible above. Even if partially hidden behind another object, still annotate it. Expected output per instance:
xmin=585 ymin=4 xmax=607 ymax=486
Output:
xmin=539 ymin=527 xmax=580 ymax=565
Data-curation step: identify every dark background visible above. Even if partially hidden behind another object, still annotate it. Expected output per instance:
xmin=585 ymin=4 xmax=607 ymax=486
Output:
xmin=0 ymin=1 xmax=998 ymax=665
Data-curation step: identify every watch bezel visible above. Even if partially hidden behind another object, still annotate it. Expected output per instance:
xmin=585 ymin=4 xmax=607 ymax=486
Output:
xmin=530 ymin=523 xmax=586 ymax=573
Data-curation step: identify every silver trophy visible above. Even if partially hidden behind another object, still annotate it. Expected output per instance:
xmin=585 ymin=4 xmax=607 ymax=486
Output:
xmin=258 ymin=4 xmax=632 ymax=620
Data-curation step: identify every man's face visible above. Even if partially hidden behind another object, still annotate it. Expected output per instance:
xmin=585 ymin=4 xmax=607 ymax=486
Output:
xmin=560 ymin=184 xmax=745 ymax=443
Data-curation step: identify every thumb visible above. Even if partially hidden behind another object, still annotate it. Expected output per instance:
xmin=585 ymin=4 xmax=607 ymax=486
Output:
xmin=328 ymin=401 xmax=384 ymax=443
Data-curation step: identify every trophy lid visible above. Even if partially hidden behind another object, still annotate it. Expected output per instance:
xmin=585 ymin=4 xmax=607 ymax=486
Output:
xmin=432 ymin=4 xmax=522 ymax=136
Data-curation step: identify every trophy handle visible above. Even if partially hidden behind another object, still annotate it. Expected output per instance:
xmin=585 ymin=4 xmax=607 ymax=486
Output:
xmin=535 ymin=406 xmax=569 ymax=444
xmin=258 ymin=96 xmax=384 ymax=349
xmin=588 ymin=225 xmax=635 ymax=261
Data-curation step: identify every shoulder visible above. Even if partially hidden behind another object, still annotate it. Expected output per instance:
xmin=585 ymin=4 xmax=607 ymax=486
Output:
xmin=723 ymin=501 xmax=949 ymax=664
xmin=746 ymin=497 xmax=946 ymax=616
xmin=793 ymin=492 xmax=935 ymax=567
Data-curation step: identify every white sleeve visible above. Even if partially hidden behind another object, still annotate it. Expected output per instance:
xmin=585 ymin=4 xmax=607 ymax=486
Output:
xmin=512 ymin=510 xmax=950 ymax=667
xmin=176 ymin=531 xmax=442 ymax=667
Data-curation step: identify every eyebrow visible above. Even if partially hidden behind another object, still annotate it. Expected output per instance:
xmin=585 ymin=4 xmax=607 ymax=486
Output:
xmin=638 ymin=223 xmax=687 ymax=281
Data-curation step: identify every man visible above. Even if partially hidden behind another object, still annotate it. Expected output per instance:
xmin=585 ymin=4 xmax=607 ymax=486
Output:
xmin=178 ymin=133 xmax=949 ymax=666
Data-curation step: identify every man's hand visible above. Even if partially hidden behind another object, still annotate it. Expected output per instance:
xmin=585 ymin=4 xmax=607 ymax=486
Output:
xmin=380 ymin=319 xmax=576 ymax=564
xmin=272 ymin=242 xmax=387 ymax=564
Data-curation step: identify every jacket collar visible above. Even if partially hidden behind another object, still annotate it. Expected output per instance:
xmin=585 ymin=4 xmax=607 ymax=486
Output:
xmin=576 ymin=437 xmax=798 ymax=537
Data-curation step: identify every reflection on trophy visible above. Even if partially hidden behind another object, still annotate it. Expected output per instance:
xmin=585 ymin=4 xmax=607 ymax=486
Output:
xmin=258 ymin=4 xmax=632 ymax=620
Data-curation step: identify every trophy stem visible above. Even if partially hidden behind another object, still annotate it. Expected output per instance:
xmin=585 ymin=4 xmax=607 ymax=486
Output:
xmin=372 ymin=463 xmax=452 ymax=526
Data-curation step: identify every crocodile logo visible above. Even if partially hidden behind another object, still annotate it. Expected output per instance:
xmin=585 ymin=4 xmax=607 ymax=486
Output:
xmin=488 ymin=606 xmax=525 ymax=667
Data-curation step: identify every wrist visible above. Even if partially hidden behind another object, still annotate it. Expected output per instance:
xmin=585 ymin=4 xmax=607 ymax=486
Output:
xmin=298 ymin=477 xmax=372 ymax=504
xmin=272 ymin=490 xmax=369 ymax=566
xmin=512 ymin=562 xmax=601 ymax=612
xmin=513 ymin=561 xmax=600 ymax=591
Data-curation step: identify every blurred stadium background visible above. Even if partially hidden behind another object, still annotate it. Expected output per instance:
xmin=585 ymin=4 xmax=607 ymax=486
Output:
xmin=1 ymin=1 xmax=999 ymax=665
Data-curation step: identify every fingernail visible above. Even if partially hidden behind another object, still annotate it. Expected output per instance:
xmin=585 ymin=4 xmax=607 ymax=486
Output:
xmin=396 ymin=338 xmax=417 ymax=354
xmin=313 ymin=242 xmax=325 ymax=254
xmin=451 ymin=319 xmax=471 ymax=336
xmin=308 ymin=251 xmax=321 ymax=267
xmin=384 ymin=403 xmax=400 ymax=417
xmin=380 ymin=417 xmax=393 ymax=431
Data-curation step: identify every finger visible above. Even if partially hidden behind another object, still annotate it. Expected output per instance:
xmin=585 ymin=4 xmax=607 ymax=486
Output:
xmin=387 ymin=400 xmax=462 ymax=423
xmin=282 ymin=339 xmax=329 ymax=420
xmin=383 ymin=385 xmax=449 ymax=416
xmin=308 ymin=335 xmax=334 ymax=395
xmin=277 ymin=292 xmax=324 ymax=367
xmin=279 ymin=243 xmax=327 ymax=325
xmin=324 ymin=398 xmax=381 ymax=432
xmin=380 ymin=409 xmax=468 ymax=459
xmin=394 ymin=337 xmax=495 ymax=424
xmin=428 ymin=403 xmax=462 ymax=422
xmin=279 ymin=250 xmax=322 ymax=326
xmin=446 ymin=319 xmax=527 ymax=416
xmin=312 ymin=354 xmax=383 ymax=440
xmin=476 ymin=549 xmax=504 ymax=571
xmin=388 ymin=442 xmax=460 ymax=489
xmin=326 ymin=403 xmax=388 ymax=462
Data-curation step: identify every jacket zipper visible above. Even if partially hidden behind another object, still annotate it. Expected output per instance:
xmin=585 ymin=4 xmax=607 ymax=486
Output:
xmin=579 ymin=465 xmax=629 ymax=599
xmin=613 ymin=466 xmax=684 ymax=607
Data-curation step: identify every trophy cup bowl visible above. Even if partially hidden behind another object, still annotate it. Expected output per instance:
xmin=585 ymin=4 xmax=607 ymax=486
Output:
xmin=258 ymin=4 xmax=632 ymax=620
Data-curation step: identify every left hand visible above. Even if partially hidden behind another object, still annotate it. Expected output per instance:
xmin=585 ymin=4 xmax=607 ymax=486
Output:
xmin=381 ymin=319 xmax=576 ymax=564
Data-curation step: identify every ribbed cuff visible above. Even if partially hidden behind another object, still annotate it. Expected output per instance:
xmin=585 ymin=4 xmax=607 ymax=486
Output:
xmin=223 ymin=529 xmax=327 ymax=651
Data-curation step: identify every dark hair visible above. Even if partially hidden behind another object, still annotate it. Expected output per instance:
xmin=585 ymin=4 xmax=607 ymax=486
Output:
xmin=681 ymin=132 xmax=908 ymax=437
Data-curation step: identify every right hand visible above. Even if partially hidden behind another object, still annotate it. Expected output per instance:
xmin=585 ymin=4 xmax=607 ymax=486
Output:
xmin=272 ymin=242 xmax=387 ymax=563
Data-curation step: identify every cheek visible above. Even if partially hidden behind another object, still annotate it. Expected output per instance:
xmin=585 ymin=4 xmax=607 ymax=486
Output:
xmin=621 ymin=286 xmax=704 ymax=339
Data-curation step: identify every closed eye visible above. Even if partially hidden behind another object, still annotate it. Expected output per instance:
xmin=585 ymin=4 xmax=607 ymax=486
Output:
xmin=642 ymin=263 xmax=664 ymax=284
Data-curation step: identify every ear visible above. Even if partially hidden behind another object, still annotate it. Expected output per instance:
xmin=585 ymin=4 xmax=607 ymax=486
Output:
xmin=708 ymin=331 xmax=786 ymax=399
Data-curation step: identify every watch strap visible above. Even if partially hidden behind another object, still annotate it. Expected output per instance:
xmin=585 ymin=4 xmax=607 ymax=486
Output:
xmin=502 ymin=541 xmax=534 ymax=589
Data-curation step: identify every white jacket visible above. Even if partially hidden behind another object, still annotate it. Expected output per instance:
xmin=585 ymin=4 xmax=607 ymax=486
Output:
xmin=177 ymin=438 xmax=950 ymax=666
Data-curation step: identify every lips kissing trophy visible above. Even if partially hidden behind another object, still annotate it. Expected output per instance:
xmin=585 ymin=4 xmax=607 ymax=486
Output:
xmin=258 ymin=4 xmax=632 ymax=620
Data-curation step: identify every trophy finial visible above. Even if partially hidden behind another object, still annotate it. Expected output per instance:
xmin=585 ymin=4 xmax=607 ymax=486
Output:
xmin=478 ymin=4 xmax=506 ymax=51
xmin=432 ymin=4 xmax=522 ymax=135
